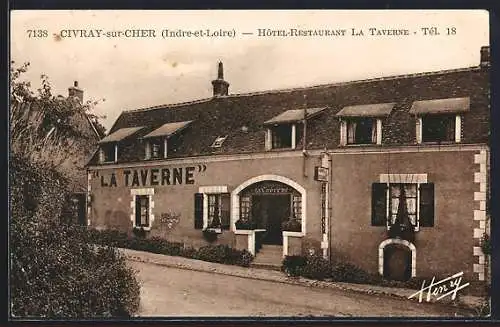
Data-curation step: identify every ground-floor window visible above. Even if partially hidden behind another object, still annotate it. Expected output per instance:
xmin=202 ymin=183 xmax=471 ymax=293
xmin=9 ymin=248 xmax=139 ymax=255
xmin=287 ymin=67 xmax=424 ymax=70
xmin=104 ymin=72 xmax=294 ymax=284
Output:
xmin=207 ymin=193 xmax=230 ymax=230
xmin=135 ymin=195 xmax=150 ymax=227
xmin=372 ymin=182 xmax=434 ymax=229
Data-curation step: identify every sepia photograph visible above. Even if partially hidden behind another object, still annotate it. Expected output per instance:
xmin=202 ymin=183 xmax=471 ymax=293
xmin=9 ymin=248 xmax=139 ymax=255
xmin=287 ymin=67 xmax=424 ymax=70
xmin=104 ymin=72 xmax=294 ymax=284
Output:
xmin=9 ymin=9 xmax=491 ymax=319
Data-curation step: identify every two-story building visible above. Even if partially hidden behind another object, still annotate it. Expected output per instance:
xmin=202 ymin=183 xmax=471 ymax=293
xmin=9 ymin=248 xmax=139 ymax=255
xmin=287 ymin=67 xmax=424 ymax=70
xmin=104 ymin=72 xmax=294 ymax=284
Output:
xmin=86 ymin=46 xmax=490 ymax=282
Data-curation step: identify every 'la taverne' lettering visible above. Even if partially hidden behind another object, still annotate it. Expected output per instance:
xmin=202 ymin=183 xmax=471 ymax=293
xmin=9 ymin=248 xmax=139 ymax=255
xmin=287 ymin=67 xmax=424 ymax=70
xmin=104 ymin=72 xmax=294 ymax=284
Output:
xmin=112 ymin=166 xmax=197 ymax=187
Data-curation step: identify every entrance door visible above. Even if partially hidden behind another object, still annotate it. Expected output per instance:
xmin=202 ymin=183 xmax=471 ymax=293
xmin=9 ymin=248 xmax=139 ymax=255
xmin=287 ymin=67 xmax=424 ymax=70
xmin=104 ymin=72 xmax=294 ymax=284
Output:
xmin=252 ymin=195 xmax=291 ymax=245
xmin=383 ymin=245 xmax=412 ymax=281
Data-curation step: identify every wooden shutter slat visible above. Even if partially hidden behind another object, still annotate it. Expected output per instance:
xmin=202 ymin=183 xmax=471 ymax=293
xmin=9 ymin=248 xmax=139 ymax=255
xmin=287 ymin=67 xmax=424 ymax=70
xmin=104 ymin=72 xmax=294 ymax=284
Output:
xmin=419 ymin=183 xmax=435 ymax=227
xmin=194 ymin=193 xmax=204 ymax=229
xmin=372 ymin=183 xmax=387 ymax=226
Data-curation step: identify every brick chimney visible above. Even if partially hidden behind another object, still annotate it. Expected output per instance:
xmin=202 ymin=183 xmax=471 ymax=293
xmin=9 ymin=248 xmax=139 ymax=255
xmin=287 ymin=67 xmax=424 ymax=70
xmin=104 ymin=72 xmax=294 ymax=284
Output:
xmin=211 ymin=62 xmax=229 ymax=97
xmin=68 ymin=81 xmax=84 ymax=103
xmin=480 ymin=46 xmax=490 ymax=68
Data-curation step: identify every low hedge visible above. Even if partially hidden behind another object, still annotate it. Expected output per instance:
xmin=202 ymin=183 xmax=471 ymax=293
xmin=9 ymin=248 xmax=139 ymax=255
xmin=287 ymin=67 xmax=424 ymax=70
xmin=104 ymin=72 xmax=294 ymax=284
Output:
xmin=87 ymin=228 xmax=253 ymax=267
xmin=281 ymin=254 xmax=433 ymax=290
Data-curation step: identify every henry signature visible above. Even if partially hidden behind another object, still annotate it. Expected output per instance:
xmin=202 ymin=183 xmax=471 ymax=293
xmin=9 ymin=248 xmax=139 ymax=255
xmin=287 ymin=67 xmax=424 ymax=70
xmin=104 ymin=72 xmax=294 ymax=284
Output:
xmin=408 ymin=271 xmax=470 ymax=303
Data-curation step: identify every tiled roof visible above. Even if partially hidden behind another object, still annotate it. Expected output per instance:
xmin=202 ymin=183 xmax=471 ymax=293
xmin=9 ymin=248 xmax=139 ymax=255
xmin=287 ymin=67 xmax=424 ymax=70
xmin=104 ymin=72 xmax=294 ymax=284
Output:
xmin=98 ymin=126 xmax=144 ymax=144
xmin=264 ymin=107 xmax=327 ymax=125
xmin=142 ymin=120 xmax=193 ymax=139
xmin=409 ymin=97 xmax=470 ymax=115
xmin=88 ymin=65 xmax=489 ymax=165
xmin=336 ymin=102 xmax=396 ymax=117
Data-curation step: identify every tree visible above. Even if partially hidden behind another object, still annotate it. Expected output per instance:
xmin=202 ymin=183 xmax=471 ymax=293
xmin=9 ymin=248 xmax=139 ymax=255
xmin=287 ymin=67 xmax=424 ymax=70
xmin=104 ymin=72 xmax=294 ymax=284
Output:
xmin=10 ymin=61 xmax=104 ymax=171
xmin=9 ymin=62 xmax=140 ymax=318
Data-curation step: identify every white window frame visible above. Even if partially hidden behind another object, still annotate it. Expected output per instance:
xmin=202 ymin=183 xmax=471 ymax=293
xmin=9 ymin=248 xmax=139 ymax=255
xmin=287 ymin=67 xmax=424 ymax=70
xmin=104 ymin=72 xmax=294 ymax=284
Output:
xmin=266 ymin=123 xmax=297 ymax=150
xmin=145 ymin=138 xmax=168 ymax=160
xmin=130 ymin=188 xmax=155 ymax=230
xmin=199 ymin=185 xmax=229 ymax=231
xmin=340 ymin=118 xmax=382 ymax=146
xmin=379 ymin=174 xmax=428 ymax=232
xmin=100 ymin=144 xmax=118 ymax=163
xmin=416 ymin=113 xmax=461 ymax=144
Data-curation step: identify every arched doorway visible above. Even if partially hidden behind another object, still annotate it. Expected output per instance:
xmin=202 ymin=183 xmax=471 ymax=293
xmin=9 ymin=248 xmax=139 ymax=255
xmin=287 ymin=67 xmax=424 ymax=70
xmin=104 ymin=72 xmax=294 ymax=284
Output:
xmin=379 ymin=238 xmax=416 ymax=281
xmin=231 ymin=175 xmax=306 ymax=245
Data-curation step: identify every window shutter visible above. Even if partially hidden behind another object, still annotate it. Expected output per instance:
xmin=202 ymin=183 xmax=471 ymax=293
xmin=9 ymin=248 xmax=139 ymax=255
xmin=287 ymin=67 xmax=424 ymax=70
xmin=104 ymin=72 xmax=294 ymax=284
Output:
xmin=194 ymin=193 xmax=204 ymax=229
xmin=221 ymin=193 xmax=231 ymax=230
xmin=419 ymin=183 xmax=435 ymax=227
xmin=135 ymin=195 xmax=140 ymax=227
xmin=372 ymin=183 xmax=387 ymax=226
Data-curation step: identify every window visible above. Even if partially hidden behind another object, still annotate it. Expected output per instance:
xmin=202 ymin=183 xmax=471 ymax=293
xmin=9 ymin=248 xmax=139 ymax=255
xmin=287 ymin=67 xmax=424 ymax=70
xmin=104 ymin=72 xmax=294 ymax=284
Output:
xmin=372 ymin=182 xmax=434 ymax=230
xmin=194 ymin=190 xmax=230 ymax=230
xmin=135 ymin=195 xmax=150 ymax=227
xmin=100 ymin=144 xmax=116 ymax=163
xmin=389 ymin=184 xmax=417 ymax=226
xmin=292 ymin=195 xmax=302 ymax=220
xmin=269 ymin=124 xmax=302 ymax=149
xmin=207 ymin=194 xmax=230 ymax=229
xmin=211 ymin=135 xmax=228 ymax=148
xmin=421 ymin=114 xmax=456 ymax=143
xmin=347 ymin=118 xmax=377 ymax=145
xmin=240 ymin=195 xmax=251 ymax=220
xmin=272 ymin=125 xmax=292 ymax=149
xmin=145 ymin=138 xmax=166 ymax=160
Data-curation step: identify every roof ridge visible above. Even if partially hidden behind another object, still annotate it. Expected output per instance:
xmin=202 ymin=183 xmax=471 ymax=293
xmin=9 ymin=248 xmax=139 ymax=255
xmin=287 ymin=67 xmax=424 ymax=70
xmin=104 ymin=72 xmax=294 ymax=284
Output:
xmin=123 ymin=65 xmax=481 ymax=114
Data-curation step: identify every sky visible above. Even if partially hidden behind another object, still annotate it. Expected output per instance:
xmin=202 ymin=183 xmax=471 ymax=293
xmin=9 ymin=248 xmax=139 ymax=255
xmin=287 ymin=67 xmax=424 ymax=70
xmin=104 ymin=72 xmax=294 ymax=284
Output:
xmin=10 ymin=10 xmax=489 ymax=130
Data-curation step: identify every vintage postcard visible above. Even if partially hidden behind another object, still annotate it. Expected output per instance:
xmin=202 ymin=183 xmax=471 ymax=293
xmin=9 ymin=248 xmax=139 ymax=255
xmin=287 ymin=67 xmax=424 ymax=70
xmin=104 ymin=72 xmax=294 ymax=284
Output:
xmin=9 ymin=10 xmax=491 ymax=319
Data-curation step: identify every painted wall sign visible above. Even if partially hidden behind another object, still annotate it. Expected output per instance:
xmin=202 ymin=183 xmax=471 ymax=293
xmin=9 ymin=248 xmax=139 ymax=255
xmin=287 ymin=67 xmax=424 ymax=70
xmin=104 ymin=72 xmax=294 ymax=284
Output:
xmin=242 ymin=181 xmax=297 ymax=195
xmin=99 ymin=164 xmax=207 ymax=187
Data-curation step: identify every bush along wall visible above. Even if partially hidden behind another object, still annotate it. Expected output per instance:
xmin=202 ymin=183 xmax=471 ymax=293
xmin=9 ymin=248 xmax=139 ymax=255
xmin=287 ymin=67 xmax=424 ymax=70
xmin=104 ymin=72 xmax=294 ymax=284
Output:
xmin=10 ymin=156 xmax=141 ymax=318
xmin=86 ymin=228 xmax=254 ymax=267
xmin=281 ymin=254 xmax=444 ymax=291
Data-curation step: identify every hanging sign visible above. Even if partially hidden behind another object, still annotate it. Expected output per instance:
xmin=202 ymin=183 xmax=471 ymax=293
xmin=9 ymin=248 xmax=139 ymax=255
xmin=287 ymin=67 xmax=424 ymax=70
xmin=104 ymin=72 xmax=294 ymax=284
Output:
xmin=314 ymin=166 xmax=329 ymax=182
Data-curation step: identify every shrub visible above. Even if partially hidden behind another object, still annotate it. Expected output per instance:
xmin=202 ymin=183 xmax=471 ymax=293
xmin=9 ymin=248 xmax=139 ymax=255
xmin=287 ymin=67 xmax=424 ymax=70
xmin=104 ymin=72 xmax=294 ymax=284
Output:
xmin=10 ymin=157 xmax=141 ymax=318
xmin=202 ymin=229 xmax=219 ymax=243
xmin=281 ymin=255 xmax=307 ymax=276
xmin=481 ymin=233 xmax=491 ymax=256
xmin=234 ymin=218 xmax=257 ymax=230
xmin=331 ymin=262 xmax=374 ymax=284
xmin=132 ymin=227 xmax=147 ymax=239
xmin=10 ymin=219 xmax=140 ymax=318
xmin=281 ymin=219 xmax=302 ymax=232
xmin=300 ymin=255 xmax=331 ymax=280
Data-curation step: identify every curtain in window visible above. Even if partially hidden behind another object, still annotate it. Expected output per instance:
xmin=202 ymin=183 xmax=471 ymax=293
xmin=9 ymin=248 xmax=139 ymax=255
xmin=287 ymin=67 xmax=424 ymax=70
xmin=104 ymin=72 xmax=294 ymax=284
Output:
xmin=390 ymin=184 xmax=417 ymax=226
xmin=371 ymin=119 xmax=377 ymax=144
xmin=347 ymin=121 xmax=356 ymax=144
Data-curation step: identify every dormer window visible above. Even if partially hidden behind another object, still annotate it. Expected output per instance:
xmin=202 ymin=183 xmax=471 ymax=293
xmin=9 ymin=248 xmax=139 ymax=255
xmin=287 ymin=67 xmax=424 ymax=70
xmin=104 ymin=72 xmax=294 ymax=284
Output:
xmin=142 ymin=120 xmax=192 ymax=160
xmin=101 ymin=143 xmax=117 ymax=163
xmin=98 ymin=126 xmax=144 ymax=164
xmin=336 ymin=103 xmax=395 ymax=146
xmin=410 ymin=97 xmax=469 ymax=144
xmin=211 ymin=135 xmax=228 ymax=148
xmin=264 ymin=107 xmax=326 ymax=150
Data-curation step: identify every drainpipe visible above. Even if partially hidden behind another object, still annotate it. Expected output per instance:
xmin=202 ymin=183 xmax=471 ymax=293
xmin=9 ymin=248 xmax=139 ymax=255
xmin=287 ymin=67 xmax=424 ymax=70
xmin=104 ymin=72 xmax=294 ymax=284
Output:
xmin=328 ymin=152 xmax=333 ymax=262
xmin=302 ymin=94 xmax=308 ymax=178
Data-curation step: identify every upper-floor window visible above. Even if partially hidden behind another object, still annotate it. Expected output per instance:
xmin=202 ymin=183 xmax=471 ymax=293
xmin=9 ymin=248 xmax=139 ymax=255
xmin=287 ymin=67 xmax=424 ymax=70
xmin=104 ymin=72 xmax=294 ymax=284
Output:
xmin=145 ymin=137 xmax=167 ymax=160
xmin=264 ymin=107 xmax=327 ymax=150
xmin=101 ymin=143 xmax=116 ymax=163
xmin=346 ymin=117 xmax=377 ymax=145
xmin=410 ymin=97 xmax=469 ymax=144
xmin=142 ymin=120 xmax=193 ymax=160
xmin=271 ymin=124 xmax=301 ymax=149
xmin=97 ymin=126 xmax=144 ymax=164
xmin=421 ymin=114 xmax=456 ymax=143
xmin=336 ymin=102 xmax=395 ymax=146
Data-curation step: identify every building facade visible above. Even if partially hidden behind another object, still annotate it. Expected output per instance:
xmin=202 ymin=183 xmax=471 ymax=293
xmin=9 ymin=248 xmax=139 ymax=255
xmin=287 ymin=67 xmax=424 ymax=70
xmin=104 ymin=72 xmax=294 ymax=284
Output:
xmin=87 ymin=47 xmax=490 ymax=282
